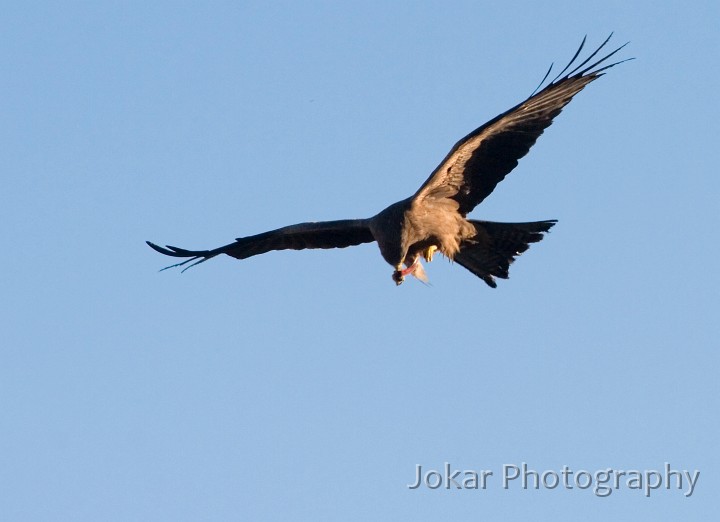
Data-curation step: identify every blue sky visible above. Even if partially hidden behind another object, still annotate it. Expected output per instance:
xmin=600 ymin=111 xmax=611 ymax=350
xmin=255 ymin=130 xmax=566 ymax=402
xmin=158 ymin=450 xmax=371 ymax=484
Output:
xmin=2 ymin=1 xmax=718 ymax=520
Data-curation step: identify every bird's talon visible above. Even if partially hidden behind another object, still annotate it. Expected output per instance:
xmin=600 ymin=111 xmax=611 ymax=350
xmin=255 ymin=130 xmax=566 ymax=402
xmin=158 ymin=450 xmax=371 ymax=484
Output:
xmin=423 ymin=245 xmax=438 ymax=262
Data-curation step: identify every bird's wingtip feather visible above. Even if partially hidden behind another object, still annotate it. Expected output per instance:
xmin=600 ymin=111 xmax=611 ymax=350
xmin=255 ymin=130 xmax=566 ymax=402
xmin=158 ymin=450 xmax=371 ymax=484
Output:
xmin=146 ymin=241 xmax=175 ymax=256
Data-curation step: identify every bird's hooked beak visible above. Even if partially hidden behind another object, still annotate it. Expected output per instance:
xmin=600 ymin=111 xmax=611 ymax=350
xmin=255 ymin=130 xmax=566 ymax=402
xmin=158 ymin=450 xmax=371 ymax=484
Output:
xmin=392 ymin=259 xmax=429 ymax=286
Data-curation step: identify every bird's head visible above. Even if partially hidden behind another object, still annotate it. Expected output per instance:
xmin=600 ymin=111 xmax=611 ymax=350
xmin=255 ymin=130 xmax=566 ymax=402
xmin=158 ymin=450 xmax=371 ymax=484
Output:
xmin=392 ymin=258 xmax=428 ymax=286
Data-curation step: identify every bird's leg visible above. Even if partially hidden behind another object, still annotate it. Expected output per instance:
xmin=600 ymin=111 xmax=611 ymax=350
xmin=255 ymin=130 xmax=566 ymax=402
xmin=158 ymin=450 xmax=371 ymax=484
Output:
xmin=422 ymin=245 xmax=438 ymax=262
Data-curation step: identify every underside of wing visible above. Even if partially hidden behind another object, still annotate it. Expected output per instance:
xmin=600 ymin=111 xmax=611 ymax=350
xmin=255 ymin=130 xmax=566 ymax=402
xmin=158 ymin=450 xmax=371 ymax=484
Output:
xmin=415 ymin=34 xmax=631 ymax=215
xmin=147 ymin=219 xmax=374 ymax=272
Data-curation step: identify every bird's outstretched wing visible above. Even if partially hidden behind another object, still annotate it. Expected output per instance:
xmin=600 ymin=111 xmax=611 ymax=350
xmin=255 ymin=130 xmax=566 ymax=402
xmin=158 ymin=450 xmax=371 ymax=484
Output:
xmin=147 ymin=219 xmax=374 ymax=272
xmin=414 ymin=34 xmax=631 ymax=216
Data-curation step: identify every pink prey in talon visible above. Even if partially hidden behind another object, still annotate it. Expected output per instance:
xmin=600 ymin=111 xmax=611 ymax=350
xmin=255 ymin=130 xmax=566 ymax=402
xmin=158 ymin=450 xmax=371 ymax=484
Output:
xmin=392 ymin=258 xmax=429 ymax=286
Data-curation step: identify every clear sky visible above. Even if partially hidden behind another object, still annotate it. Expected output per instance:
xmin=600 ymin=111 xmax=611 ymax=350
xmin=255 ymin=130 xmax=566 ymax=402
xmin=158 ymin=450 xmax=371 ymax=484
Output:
xmin=2 ymin=1 xmax=718 ymax=520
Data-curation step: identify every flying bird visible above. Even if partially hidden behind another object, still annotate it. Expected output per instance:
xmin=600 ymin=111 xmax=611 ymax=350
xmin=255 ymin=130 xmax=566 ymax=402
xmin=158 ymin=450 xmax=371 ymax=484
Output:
xmin=148 ymin=35 xmax=630 ymax=287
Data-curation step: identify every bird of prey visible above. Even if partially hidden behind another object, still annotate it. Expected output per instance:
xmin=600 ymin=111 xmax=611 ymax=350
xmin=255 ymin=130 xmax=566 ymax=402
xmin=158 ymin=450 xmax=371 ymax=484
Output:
xmin=148 ymin=35 xmax=629 ymax=287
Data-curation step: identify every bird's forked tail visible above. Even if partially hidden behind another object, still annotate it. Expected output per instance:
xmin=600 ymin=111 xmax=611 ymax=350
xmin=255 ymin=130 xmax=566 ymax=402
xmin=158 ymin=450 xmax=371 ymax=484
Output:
xmin=454 ymin=220 xmax=557 ymax=287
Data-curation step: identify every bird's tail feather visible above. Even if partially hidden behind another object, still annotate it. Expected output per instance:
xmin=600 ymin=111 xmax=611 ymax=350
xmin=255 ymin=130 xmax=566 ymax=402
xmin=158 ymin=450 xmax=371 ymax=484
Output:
xmin=455 ymin=220 xmax=557 ymax=287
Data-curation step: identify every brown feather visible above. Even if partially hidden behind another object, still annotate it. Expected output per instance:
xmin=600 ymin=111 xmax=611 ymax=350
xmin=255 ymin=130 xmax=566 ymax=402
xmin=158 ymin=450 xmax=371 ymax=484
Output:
xmin=414 ymin=38 xmax=629 ymax=216
xmin=147 ymin=36 xmax=629 ymax=286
